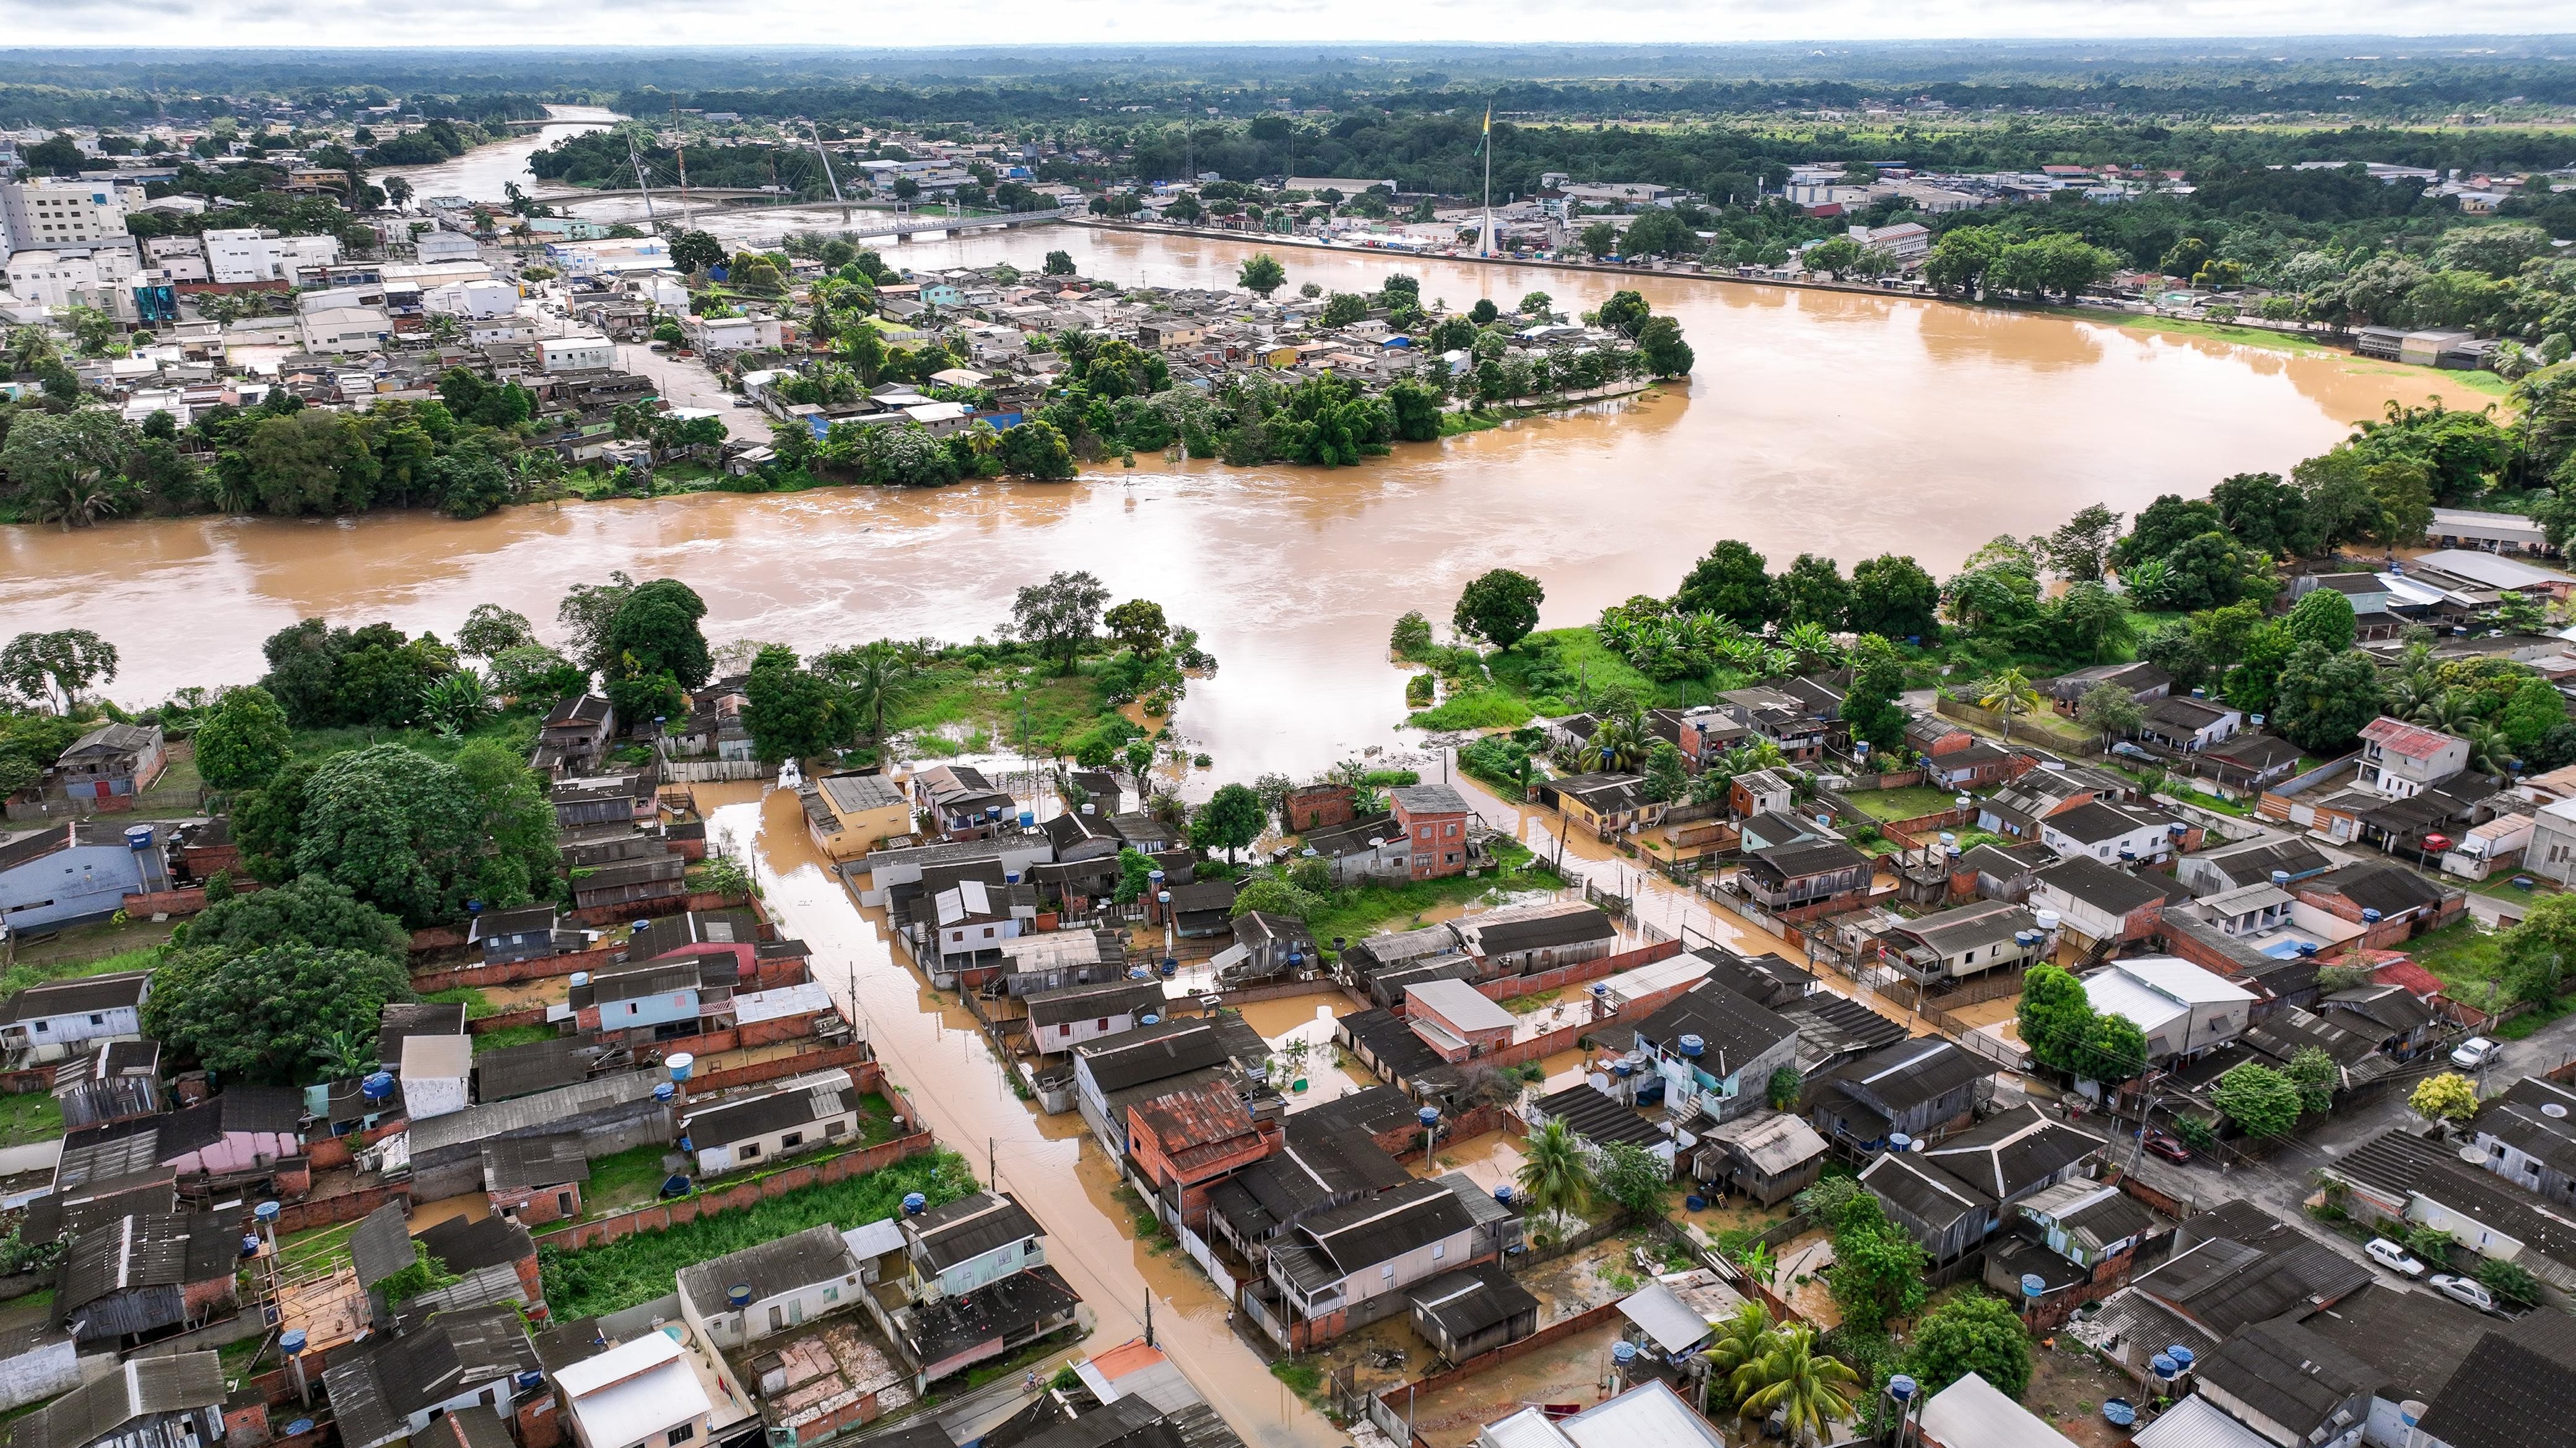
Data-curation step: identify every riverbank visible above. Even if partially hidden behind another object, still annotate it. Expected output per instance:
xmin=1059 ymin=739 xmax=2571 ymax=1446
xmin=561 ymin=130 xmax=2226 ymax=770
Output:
xmin=1070 ymin=217 xmax=2502 ymax=388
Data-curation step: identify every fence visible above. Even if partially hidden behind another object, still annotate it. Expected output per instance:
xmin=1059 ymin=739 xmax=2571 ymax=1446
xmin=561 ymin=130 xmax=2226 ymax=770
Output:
xmin=533 ymin=1129 xmax=936 ymax=1252
xmin=1471 ymin=940 xmax=1682 ymax=1005
xmin=1177 ymin=1220 xmax=1237 ymax=1304
xmin=659 ymin=758 xmax=768 ymax=783
xmin=1367 ymin=1299 xmax=1630 ymax=1447
xmin=1931 ymin=695 xmax=2106 ymax=756
xmin=1582 ymin=878 xmax=1634 ymax=921
xmin=411 ymin=942 xmax=624 ymax=994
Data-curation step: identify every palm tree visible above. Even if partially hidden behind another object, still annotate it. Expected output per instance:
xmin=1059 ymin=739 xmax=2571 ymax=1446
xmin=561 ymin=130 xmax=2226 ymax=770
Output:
xmin=1978 ymin=666 xmax=2042 ymax=744
xmin=1729 ymin=1324 xmax=1860 ymax=1445
xmin=1514 ymin=1119 xmax=1595 ymax=1241
xmin=831 ymin=639 xmax=916 ymax=755
xmin=2464 ymin=722 xmax=2517 ymax=778
xmin=962 ymin=418 xmax=1003 ymax=469
xmin=1700 ymin=1303 xmax=1775 ymax=1410
xmin=1587 ymin=713 xmax=1648 ymax=773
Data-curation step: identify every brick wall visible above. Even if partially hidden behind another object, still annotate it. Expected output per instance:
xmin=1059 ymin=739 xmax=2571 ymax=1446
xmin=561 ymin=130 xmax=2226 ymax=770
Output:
xmin=1469 ymin=940 xmax=1681 ymax=1004
xmin=687 ymin=1043 xmax=872 ymax=1096
xmin=411 ymin=943 xmax=622 ymax=994
xmin=532 ymin=1130 xmax=933 ymax=1252
xmin=272 ymin=1178 xmax=411 ymax=1234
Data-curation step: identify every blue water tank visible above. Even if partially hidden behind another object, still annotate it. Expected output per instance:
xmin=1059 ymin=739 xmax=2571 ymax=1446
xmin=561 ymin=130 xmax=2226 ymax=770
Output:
xmin=516 ymin=1371 xmax=546 ymax=1390
xmin=1611 ymin=1342 xmax=1637 ymax=1364
xmin=124 ymin=825 xmax=155 ymax=851
xmin=1494 ymin=1185 xmax=1514 ymax=1204
xmin=1417 ymin=1106 xmax=1441 ymax=1127
xmin=1613 ymin=1061 xmax=1632 ymax=1078
xmin=654 ymin=1082 xmax=677 ymax=1103
xmin=1677 ymin=1034 xmax=1705 ymax=1059
xmin=2151 ymin=1354 xmax=2178 ymax=1381
xmin=1159 ymin=958 xmax=1177 ymax=978
xmin=362 ymin=1072 xmax=395 ymax=1101
xmin=255 ymin=1201 xmax=281 ymax=1224
xmin=2021 ymin=1273 xmax=2046 ymax=1298
xmin=1889 ymin=1132 xmax=1914 ymax=1152
xmin=1685 ymin=1195 xmax=1707 ymax=1212
xmin=668 ymin=1053 xmax=694 ymax=1082
xmin=1888 ymin=1375 xmax=1917 ymax=1403
xmin=281 ymin=1329 xmax=307 ymax=1355
xmin=902 ymin=1192 xmax=928 ymax=1215
xmin=728 ymin=1283 xmax=753 ymax=1308
xmin=1018 ymin=811 xmax=1034 ymax=828
xmin=1139 ymin=1013 xmax=1160 ymax=1026
xmin=2167 ymin=1345 xmax=2195 ymax=1371
xmin=285 ymin=1423 xmax=314 ymax=1439
xmin=677 ymin=1136 xmax=692 ymax=1152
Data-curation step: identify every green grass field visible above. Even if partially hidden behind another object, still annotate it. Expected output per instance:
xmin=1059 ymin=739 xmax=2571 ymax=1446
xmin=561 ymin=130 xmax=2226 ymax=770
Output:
xmin=1845 ymin=786 xmax=1967 ymax=823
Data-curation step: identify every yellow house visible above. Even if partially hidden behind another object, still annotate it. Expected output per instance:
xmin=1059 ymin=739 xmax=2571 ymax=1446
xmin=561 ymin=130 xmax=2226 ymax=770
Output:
xmin=802 ymin=772 xmax=913 ymax=861
xmin=1258 ymin=344 xmax=1300 ymax=369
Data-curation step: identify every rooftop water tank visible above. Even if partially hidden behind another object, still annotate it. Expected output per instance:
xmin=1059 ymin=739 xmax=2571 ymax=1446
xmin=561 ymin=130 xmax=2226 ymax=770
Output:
xmin=1494 ymin=1185 xmax=1515 ymax=1204
xmin=1417 ymin=1106 xmax=1441 ymax=1127
xmin=281 ymin=1329 xmax=308 ymax=1355
xmin=1888 ymin=1375 xmax=1917 ymax=1403
xmin=1889 ymin=1132 xmax=1913 ymax=1152
xmin=668 ymin=1053 xmax=694 ymax=1082
xmin=2034 ymin=909 xmax=2061 ymax=930
xmin=2362 ymin=908 xmax=2382 ymax=923
xmin=1139 ymin=1013 xmax=1160 ymax=1026
xmin=728 ymin=1283 xmax=753 ymax=1308
xmin=653 ymin=1082 xmax=676 ymax=1103
xmin=2021 ymin=1273 xmax=2047 ymax=1298
xmin=1611 ymin=1342 xmax=1637 ymax=1365
xmin=2167 ymin=1345 xmax=2195 ymax=1371
xmin=2271 ymin=870 xmax=2291 ymax=886
xmin=362 ymin=1072 xmax=395 ymax=1101
xmin=255 ymin=1201 xmax=280 ymax=1224
xmin=902 ymin=1192 xmax=927 ymax=1215
xmin=1677 ymin=1033 xmax=1705 ymax=1059
xmin=1081 ymin=802 xmax=1096 ymax=816
xmin=1938 ymin=832 xmax=1957 ymax=848
xmin=123 ymin=825 xmax=155 ymax=851
xmin=2151 ymin=1354 xmax=2178 ymax=1381
xmin=570 ymin=971 xmax=591 ymax=988
xmin=1613 ymin=1061 xmax=1632 ymax=1078
xmin=515 ymin=1371 xmax=545 ymax=1390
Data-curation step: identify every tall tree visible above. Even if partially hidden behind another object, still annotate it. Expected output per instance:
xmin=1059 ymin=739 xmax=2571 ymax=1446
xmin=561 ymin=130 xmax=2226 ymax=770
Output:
xmin=1192 ymin=783 xmax=1268 ymax=862
xmin=743 ymin=646 xmax=851 ymax=765
xmin=2040 ymin=504 xmax=2123 ymax=581
xmin=604 ymin=578 xmax=713 ymax=691
xmin=1905 ymin=1294 xmax=2033 ymax=1400
xmin=145 ymin=941 xmax=412 ymax=1086
xmin=0 ymin=630 xmax=120 ymax=713
xmin=1513 ymin=1118 xmax=1596 ymax=1237
xmin=1676 ymin=540 xmax=1773 ymax=625
xmin=194 ymin=685 xmax=293 ymax=790
xmin=1237 ymin=252 xmax=1287 ymax=297
xmin=2272 ymin=643 xmax=2386 ymax=752
xmin=1011 ymin=570 xmax=1112 ymax=672
xmin=2213 ymin=1061 xmax=2305 ymax=1138
xmin=1773 ymin=554 xmax=1850 ymax=630
xmin=1453 ymin=569 xmax=1546 ymax=651
xmin=1848 ymin=554 xmax=1940 ymax=641
xmin=1843 ymin=636 xmax=1909 ymax=754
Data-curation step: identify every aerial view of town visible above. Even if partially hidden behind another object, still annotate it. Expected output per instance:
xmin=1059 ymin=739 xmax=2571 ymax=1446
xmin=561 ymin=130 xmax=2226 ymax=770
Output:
xmin=9 ymin=15 xmax=2576 ymax=1448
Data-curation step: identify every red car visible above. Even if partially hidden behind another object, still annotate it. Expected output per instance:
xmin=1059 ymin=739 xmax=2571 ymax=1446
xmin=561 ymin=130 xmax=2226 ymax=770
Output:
xmin=2142 ymin=1129 xmax=2192 ymax=1163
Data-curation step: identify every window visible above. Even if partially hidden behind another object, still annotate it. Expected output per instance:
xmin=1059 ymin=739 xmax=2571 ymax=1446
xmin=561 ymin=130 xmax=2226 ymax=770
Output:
xmin=1097 ymin=1017 xmax=1110 ymax=1031
xmin=1060 ymin=1023 xmax=1073 ymax=1038
xmin=768 ymin=1306 xmax=786 ymax=1331
xmin=740 ymin=1143 xmax=762 ymax=1159
xmin=824 ymin=1120 xmax=847 ymax=1138
xmin=781 ymin=1132 xmax=804 ymax=1150
xmin=558 ymin=1192 xmax=575 ymax=1215
xmin=1446 ymin=823 xmax=1458 ymax=836
xmin=1431 ymin=1241 xmax=1446 ymax=1260
xmin=983 ymin=927 xmax=995 ymax=939
xmin=1381 ymin=1264 xmax=1395 ymax=1281
xmin=669 ymin=1428 xmax=695 ymax=1447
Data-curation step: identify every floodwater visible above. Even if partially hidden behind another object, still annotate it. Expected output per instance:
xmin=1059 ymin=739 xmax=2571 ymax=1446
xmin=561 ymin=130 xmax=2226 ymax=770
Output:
xmin=703 ymin=784 xmax=1345 ymax=1448
xmin=0 ymin=227 xmax=2466 ymax=778
xmin=373 ymin=103 xmax=621 ymax=202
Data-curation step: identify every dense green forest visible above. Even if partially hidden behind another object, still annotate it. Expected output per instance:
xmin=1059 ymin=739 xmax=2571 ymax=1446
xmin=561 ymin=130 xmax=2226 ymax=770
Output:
xmin=6 ymin=40 xmax=2576 ymax=126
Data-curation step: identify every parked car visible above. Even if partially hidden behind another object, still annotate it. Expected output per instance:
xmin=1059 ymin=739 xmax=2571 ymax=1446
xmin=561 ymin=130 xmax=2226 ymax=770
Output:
xmin=2365 ymin=1238 xmax=2427 ymax=1277
xmin=2452 ymin=1037 xmax=2502 ymax=1070
xmin=2430 ymin=1274 xmax=2497 ymax=1312
xmin=2141 ymin=1130 xmax=2193 ymax=1164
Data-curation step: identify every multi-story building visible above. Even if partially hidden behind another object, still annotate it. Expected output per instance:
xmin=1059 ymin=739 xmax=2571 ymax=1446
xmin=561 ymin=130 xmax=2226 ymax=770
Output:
xmin=0 ymin=178 xmax=129 ymax=254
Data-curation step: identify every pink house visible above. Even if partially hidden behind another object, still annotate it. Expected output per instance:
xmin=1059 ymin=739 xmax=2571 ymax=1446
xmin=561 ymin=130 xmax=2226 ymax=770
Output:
xmin=156 ymin=1087 xmax=304 ymax=1177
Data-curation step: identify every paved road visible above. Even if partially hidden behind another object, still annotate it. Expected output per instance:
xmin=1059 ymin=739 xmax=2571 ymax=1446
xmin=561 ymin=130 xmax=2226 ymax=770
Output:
xmin=2115 ymin=1008 xmax=2576 ymax=1281
xmin=609 ymin=340 xmax=773 ymax=444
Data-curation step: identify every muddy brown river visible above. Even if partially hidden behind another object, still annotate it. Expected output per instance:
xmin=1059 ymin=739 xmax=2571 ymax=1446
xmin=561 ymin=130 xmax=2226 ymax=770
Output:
xmin=1 ymin=230 xmax=2462 ymax=776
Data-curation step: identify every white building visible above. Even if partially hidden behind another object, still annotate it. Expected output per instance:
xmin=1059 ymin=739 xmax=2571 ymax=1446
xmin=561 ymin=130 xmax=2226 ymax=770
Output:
xmin=2 ymin=241 xmax=138 ymax=314
xmin=2354 ymin=716 xmax=2471 ymax=799
xmin=555 ymin=1332 xmax=716 ymax=1448
xmin=2080 ymin=956 xmax=2257 ymax=1064
xmin=413 ymin=230 xmax=481 ymax=264
xmin=420 ymin=278 xmax=520 ymax=319
xmin=298 ymin=305 xmax=391 ymax=354
xmin=398 ymin=1033 xmax=471 ymax=1122
xmin=0 ymin=178 xmax=129 ymax=255
xmin=204 ymin=227 xmax=341 ymax=284
xmin=538 ymin=335 xmax=616 ymax=373
xmin=544 ymin=237 xmax=671 ymax=276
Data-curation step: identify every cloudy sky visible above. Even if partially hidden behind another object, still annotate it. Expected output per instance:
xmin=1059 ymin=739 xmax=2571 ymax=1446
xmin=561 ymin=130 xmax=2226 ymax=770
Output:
xmin=1 ymin=2 xmax=2571 ymax=50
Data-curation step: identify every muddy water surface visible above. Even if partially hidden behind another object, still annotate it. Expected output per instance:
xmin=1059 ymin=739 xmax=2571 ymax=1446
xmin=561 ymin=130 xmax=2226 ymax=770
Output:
xmin=2 ymin=232 xmax=2464 ymax=778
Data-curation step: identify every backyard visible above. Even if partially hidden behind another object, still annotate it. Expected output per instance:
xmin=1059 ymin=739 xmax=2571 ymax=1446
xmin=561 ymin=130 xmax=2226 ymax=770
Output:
xmin=1843 ymin=786 xmax=1965 ymax=823
xmin=2405 ymin=918 xmax=2570 ymax=1038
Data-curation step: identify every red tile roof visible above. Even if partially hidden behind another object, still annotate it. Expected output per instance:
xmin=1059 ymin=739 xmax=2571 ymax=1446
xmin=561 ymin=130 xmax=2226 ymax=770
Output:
xmin=2359 ymin=716 xmax=2461 ymax=760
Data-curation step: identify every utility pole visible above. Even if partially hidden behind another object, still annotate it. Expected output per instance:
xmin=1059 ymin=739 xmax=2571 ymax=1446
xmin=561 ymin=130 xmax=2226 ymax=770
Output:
xmin=626 ymin=133 xmax=659 ymax=232
xmin=671 ymin=101 xmax=692 ymax=228
xmin=988 ymin=1136 xmax=997 ymax=1188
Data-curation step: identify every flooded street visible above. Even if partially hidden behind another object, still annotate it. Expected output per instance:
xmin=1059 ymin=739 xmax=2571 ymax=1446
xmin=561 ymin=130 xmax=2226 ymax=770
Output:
xmin=702 ymin=784 xmax=1345 ymax=1448
xmin=0 ymin=222 xmax=2461 ymax=779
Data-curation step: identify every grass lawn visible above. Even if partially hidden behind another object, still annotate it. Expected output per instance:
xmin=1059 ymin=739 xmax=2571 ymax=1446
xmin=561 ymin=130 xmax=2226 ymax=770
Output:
xmin=290 ymin=709 xmax=540 ymax=765
xmin=1846 ymin=786 xmax=1965 ymax=822
xmin=2466 ymin=875 xmax=2551 ymax=914
xmin=472 ymin=1023 xmax=559 ymax=1054
xmin=1307 ymin=841 xmax=1565 ymax=949
xmin=890 ymin=661 xmax=1136 ymax=759
xmin=0 ymin=1091 xmax=63 ymax=1148
xmin=2409 ymin=919 xmax=2514 ymax=1015
xmin=582 ymin=1142 xmax=681 ymax=1215
xmin=424 ymin=986 xmax=503 ymax=1020
xmin=538 ymin=1148 xmax=977 ymax=1319
xmin=0 ymin=940 xmax=168 ymax=999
